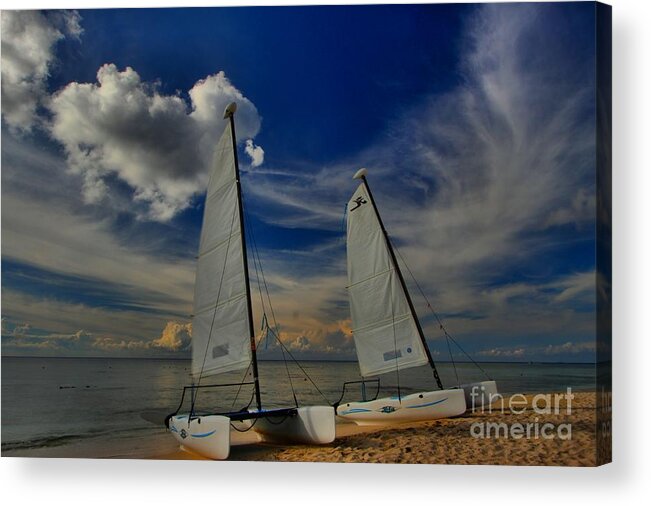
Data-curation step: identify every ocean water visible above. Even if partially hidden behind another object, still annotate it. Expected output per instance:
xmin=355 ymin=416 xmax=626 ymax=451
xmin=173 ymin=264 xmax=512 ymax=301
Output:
xmin=1 ymin=357 xmax=596 ymax=458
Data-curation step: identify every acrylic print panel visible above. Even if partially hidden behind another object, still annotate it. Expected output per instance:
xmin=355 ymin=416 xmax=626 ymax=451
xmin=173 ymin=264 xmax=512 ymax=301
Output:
xmin=0 ymin=2 xmax=611 ymax=466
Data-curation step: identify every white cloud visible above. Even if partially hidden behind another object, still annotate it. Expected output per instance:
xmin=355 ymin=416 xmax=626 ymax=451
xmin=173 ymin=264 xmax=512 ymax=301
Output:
xmin=478 ymin=340 xmax=595 ymax=359
xmin=151 ymin=321 xmax=192 ymax=351
xmin=288 ymin=335 xmax=311 ymax=352
xmin=3 ymin=10 xmax=263 ymax=222
xmin=1 ymin=314 xmax=192 ymax=356
xmin=543 ymin=188 xmax=596 ymax=229
xmin=542 ymin=341 xmax=595 ymax=356
xmin=47 ymin=65 xmax=261 ymax=221
xmin=3 ymin=325 xmax=99 ymax=353
xmin=244 ymin=139 xmax=265 ymax=167
xmin=1 ymin=10 xmax=81 ymax=132
xmin=552 ymin=271 xmax=595 ymax=303
xmin=478 ymin=347 xmax=526 ymax=358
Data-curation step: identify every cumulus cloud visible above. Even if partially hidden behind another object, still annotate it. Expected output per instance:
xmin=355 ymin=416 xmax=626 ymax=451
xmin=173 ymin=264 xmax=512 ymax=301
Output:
xmin=478 ymin=347 xmax=526 ymax=358
xmin=47 ymin=65 xmax=261 ymax=221
xmin=2 ymin=10 xmax=263 ymax=222
xmin=91 ymin=321 xmax=192 ymax=352
xmin=542 ymin=341 xmax=595 ymax=356
xmin=1 ymin=319 xmax=192 ymax=356
xmin=270 ymin=324 xmax=355 ymax=359
xmin=244 ymin=139 xmax=265 ymax=167
xmin=1 ymin=10 xmax=81 ymax=132
xmin=288 ymin=335 xmax=311 ymax=352
xmin=151 ymin=321 xmax=192 ymax=351
xmin=3 ymin=326 xmax=96 ymax=352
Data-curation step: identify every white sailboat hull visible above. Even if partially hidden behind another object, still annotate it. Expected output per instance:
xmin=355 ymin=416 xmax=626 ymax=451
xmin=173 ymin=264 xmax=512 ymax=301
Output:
xmin=336 ymin=388 xmax=466 ymax=426
xmin=253 ymin=406 xmax=336 ymax=444
xmin=169 ymin=414 xmax=231 ymax=460
xmin=461 ymin=380 xmax=499 ymax=412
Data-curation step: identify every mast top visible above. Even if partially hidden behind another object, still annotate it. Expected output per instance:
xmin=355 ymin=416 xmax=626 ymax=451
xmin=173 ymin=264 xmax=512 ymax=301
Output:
xmin=353 ymin=168 xmax=368 ymax=180
xmin=223 ymin=102 xmax=238 ymax=119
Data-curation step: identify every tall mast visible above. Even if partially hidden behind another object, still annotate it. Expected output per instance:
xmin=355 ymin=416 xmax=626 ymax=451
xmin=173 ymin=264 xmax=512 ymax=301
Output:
xmin=224 ymin=102 xmax=262 ymax=410
xmin=353 ymin=169 xmax=444 ymax=390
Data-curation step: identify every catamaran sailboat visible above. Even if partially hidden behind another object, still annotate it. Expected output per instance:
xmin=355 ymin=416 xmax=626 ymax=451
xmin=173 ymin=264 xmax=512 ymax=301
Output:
xmin=335 ymin=168 xmax=498 ymax=426
xmin=166 ymin=103 xmax=335 ymax=459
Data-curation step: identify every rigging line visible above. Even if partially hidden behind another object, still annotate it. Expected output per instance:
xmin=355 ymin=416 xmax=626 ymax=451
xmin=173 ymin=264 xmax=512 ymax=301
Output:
xmin=246 ymin=216 xmax=271 ymax=349
xmin=230 ymin=327 xmax=271 ymax=409
xmin=392 ymin=244 xmax=492 ymax=381
xmin=230 ymin=360 xmax=255 ymax=410
xmin=445 ymin=330 xmax=491 ymax=380
xmin=445 ymin=326 xmax=460 ymax=386
xmin=247 ymin=221 xmax=277 ymax=340
xmin=243 ymin=204 xmax=299 ymax=408
xmin=247 ymin=212 xmax=280 ymax=331
xmin=277 ymin=336 xmax=299 ymax=407
xmin=193 ymin=201 xmax=239 ymax=414
xmin=266 ymin=326 xmax=333 ymax=405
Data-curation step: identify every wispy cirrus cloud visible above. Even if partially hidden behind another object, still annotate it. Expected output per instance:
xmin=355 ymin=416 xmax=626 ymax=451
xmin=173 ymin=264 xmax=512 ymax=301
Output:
xmin=240 ymin=3 xmax=597 ymax=358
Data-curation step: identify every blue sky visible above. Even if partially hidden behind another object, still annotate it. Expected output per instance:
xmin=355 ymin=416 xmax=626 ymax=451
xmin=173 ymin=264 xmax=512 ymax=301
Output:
xmin=1 ymin=3 xmax=599 ymax=362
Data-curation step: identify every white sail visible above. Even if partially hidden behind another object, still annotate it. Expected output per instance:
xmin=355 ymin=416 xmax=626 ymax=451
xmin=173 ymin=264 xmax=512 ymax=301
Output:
xmin=192 ymin=122 xmax=251 ymax=377
xmin=346 ymin=183 xmax=429 ymax=377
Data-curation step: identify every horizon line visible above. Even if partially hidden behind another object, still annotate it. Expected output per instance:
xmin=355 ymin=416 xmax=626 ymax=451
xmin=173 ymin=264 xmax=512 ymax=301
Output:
xmin=1 ymin=355 xmax=603 ymax=365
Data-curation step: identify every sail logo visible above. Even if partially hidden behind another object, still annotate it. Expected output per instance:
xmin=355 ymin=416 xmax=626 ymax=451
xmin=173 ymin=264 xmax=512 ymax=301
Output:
xmin=350 ymin=196 xmax=368 ymax=212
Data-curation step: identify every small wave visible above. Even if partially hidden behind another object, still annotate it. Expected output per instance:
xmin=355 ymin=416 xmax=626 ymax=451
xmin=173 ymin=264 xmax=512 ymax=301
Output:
xmin=1 ymin=425 xmax=160 ymax=453
xmin=1 ymin=434 xmax=91 ymax=451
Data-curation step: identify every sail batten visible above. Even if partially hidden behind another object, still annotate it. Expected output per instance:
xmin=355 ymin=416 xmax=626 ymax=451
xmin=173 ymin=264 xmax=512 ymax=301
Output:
xmin=191 ymin=121 xmax=252 ymax=378
xmin=346 ymin=182 xmax=430 ymax=378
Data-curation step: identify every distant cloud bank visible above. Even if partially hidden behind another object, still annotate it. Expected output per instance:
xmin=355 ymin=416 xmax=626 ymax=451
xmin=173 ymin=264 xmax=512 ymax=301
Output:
xmin=2 ymin=319 xmax=192 ymax=357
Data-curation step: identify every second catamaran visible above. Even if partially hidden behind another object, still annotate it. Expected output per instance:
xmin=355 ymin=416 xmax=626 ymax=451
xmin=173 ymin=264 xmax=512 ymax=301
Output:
xmin=336 ymin=168 xmax=498 ymax=426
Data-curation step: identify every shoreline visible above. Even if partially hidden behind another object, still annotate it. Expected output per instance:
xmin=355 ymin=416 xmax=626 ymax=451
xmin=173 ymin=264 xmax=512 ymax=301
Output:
xmin=153 ymin=392 xmax=598 ymax=466
xmin=3 ymin=392 xmax=598 ymax=466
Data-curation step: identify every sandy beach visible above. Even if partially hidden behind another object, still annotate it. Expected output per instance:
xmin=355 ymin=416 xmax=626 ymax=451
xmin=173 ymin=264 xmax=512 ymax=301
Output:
xmin=155 ymin=392 xmax=598 ymax=466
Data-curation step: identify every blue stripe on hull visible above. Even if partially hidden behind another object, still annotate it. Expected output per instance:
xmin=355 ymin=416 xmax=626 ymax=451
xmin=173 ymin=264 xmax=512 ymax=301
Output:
xmin=340 ymin=408 xmax=373 ymax=415
xmin=406 ymin=397 xmax=448 ymax=409
xmin=191 ymin=430 xmax=217 ymax=438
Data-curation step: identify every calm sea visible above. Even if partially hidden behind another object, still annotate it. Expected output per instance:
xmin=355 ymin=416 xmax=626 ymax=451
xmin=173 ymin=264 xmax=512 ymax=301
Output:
xmin=1 ymin=357 xmax=596 ymax=458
